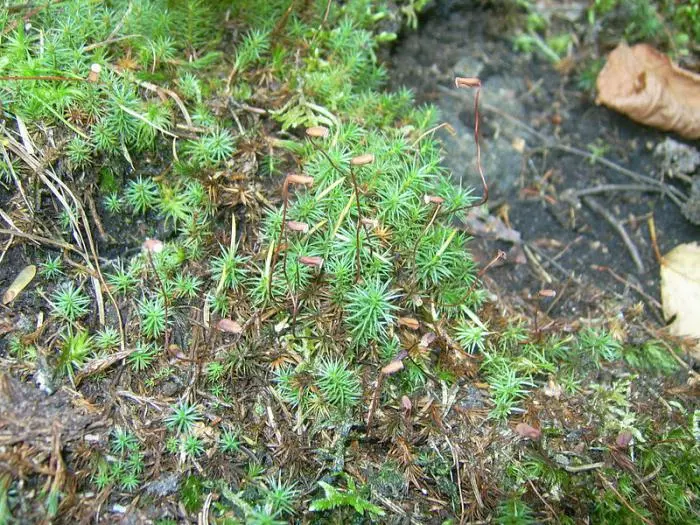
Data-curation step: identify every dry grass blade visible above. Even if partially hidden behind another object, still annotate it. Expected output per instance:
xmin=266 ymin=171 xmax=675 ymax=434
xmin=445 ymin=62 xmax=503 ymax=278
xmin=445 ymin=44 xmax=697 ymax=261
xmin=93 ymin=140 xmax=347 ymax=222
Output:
xmin=2 ymin=130 xmax=125 ymax=350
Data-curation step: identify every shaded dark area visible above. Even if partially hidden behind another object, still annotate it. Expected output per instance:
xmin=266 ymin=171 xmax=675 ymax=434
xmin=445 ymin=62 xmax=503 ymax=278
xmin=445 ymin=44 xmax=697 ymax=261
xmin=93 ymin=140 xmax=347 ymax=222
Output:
xmin=390 ymin=1 xmax=698 ymax=322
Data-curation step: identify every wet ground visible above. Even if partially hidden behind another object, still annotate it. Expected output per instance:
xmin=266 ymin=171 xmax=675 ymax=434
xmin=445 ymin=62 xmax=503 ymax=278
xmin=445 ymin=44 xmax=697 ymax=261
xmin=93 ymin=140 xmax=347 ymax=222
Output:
xmin=389 ymin=1 xmax=699 ymax=325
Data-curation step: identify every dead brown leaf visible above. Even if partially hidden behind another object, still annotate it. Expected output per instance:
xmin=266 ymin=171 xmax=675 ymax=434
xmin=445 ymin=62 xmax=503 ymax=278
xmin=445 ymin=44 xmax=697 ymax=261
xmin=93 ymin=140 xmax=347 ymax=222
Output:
xmin=660 ymin=242 xmax=700 ymax=359
xmin=596 ymin=43 xmax=700 ymax=139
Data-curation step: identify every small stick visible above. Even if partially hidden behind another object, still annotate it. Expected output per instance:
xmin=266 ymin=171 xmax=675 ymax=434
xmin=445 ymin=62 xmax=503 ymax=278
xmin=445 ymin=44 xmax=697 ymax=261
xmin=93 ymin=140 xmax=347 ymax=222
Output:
xmin=0 ymin=75 xmax=84 ymax=82
xmin=86 ymin=193 xmax=108 ymax=242
xmin=523 ymin=244 xmax=554 ymax=284
xmin=0 ymin=227 xmax=79 ymax=254
xmin=582 ymin=196 xmax=645 ymax=274
xmin=564 ymin=461 xmax=605 ymax=473
xmin=527 ymin=479 xmax=558 ymax=522
xmin=526 ymin=242 xmax=581 ymax=283
xmin=562 ymin=184 xmax=664 ymax=197
xmin=592 ymin=265 xmax=661 ymax=310
xmin=647 ymin=216 xmax=662 ymax=265
xmin=348 ymin=166 xmax=364 ymax=283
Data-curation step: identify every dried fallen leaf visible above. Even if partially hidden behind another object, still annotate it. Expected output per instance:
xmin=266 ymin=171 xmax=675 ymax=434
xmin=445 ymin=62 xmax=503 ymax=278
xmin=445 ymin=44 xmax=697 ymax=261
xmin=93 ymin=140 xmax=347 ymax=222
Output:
xmin=286 ymin=220 xmax=309 ymax=233
xmin=596 ymin=43 xmax=700 ymax=139
xmin=515 ymin=422 xmax=541 ymax=440
xmin=217 ymin=318 xmax=243 ymax=334
xmin=660 ymin=242 xmax=700 ymax=359
xmin=462 ymin=208 xmax=522 ymax=244
xmin=298 ymin=256 xmax=324 ymax=268
xmin=2 ymin=265 xmax=36 ymax=305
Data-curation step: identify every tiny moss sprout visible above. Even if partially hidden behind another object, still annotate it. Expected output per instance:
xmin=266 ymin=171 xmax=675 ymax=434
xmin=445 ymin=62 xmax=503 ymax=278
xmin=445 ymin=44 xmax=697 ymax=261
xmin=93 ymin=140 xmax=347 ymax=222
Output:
xmin=165 ymin=401 xmax=201 ymax=435
xmin=49 ymin=282 xmax=91 ymax=323
xmin=111 ymin=428 xmax=139 ymax=455
xmin=94 ymin=326 xmax=121 ymax=352
xmin=103 ymin=192 xmax=123 ymax=214
xmin=106 ymin=261 xmax=139 ymax=296
xmin=219 ymin=428 xmax=240 ymax=454
xmin=58 ymin=329 xmax=93 ymax=381
xmin=344 ymin=278 xmax=400 ymax=347
xmin=125 ymin=176 xmax=160 ymax=215
xmin=128 ymin=342 xmax=157 ymax=371
xmin=39 ymin=255 xmax=63 ymax=280
xmin=138 ymin=295 xmax=168 ymax=339
xmin=315 ymin=357 xmax=362 ymax=410
xmin=182 ymin=435 xmax=204 ymax=458
xmin=185 ymin=128 xmax=235 ymax=167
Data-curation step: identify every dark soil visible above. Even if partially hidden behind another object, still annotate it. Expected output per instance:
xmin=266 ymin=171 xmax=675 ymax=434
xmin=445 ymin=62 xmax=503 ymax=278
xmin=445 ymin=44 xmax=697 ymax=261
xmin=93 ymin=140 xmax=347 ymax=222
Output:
xmin=389 ymin=1 xmax=699 ymax=323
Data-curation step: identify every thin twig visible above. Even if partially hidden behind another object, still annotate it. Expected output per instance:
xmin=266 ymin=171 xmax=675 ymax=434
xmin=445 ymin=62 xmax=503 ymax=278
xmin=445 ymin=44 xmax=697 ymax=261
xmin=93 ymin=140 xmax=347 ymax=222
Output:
xmin=527 ymin=479 xmax=559 ymax=522
xmin=564 ymin=461 xmax=605 ymax=473
xmin=582 ymin=196 xmax=645 ymax=274
xmin=525 ymin=242 xmax=582 ymax=284
xmin=592 ymin=265 xmax=663 ymax=313
xmin=597 ymin=472 xmax=655 ymax=525
xmin=563 ymin=184 xmax=664 ymax=200
xmin=0 ymin=227 xmax=79 ymax=254
xmin=446 ymin=438 xmax=466 ymax=525
xmin=641 ymin=326 xmax=698 ymax=377
xmin=3 ymin=130 xmax=125 ymax=349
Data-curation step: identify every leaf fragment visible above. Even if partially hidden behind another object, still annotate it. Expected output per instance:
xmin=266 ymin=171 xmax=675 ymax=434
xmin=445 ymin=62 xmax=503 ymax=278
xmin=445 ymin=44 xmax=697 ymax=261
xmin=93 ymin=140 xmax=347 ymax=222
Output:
xmin=660 ymin=242 xmax=700 ymax=359
xmin=2 ymin=265 xmax=36 ymax=305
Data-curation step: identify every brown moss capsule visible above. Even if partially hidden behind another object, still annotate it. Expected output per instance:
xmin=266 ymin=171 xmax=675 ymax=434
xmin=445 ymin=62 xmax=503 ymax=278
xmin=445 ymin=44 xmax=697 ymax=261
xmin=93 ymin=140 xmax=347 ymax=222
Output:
xmin=350 ymin=153 xmax=374 ymax=166
xmin=286 ymin=221 xmax=309 ymax=233
xmin=142 ymin=238 xmax=164 ymax=253
xmin=87 ymin=63 xmax=102 ymax=83
xmin=286 ymin=174 xmax=314 ymax=186
xmin=455 ymin=76 xmax=481 ymax=89
xmin=381 ymin=360 xmax=404 ymax=375
xmin=305 ymin=126 xmax=329 ymax=138
xmin=423 ymin=195 xmax=445 ymax=205
xmin=298 ymin=256 xmax=324 ymax=269
xmin=217 ymin=318 xmax=243 ymax=334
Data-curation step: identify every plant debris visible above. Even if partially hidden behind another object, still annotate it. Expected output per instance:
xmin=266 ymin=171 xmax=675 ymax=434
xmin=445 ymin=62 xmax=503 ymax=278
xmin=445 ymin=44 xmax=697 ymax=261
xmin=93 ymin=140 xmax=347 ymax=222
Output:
xmin=596 ymin=43 xmax=700 ymax=139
